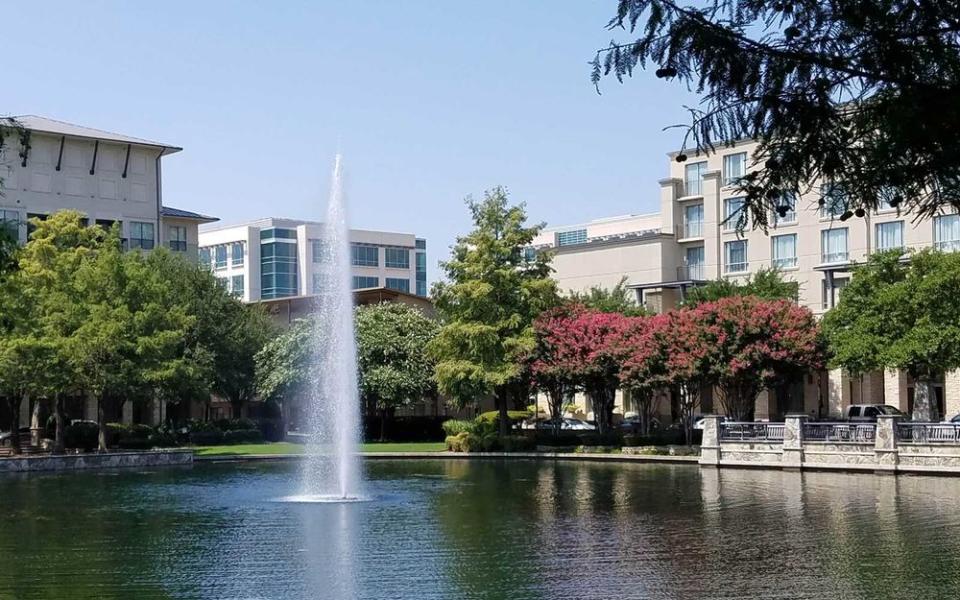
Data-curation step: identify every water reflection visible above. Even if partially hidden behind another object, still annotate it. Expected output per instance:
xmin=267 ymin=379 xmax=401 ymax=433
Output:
xmin=2 ymin=462 xmax=960 ymax=599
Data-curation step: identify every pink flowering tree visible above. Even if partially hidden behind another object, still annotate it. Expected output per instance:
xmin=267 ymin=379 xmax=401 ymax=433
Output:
xmin=530 ymin=305 xmax=583 ymax=435
xmin=693 ymin=296 xmax=828 ymax=421
xmin=616 ymin=314 xmax=664 ymax=436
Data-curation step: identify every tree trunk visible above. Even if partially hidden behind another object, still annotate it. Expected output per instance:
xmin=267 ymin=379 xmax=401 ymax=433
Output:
xmin=913 ymin=376 xmax=938 ymax=421
xmin=30 ymin=397 xmax=45 ymax=447
xmin=97 ymin=396 xmax=108 ymax=453
xmin=6 ymin=395 xmax=22 ymax=455
xmin=590 ymin=385 xmax=615 ymax=436
xmin=497 ymin=387 xmax=509 ymax=438
xmin=379 ymin=407 xmax=388 ymax=442
xmin=53 ymin=394 xmax=66 ymax=454
xmin=548 ymin=384 xmax=564 ymax=437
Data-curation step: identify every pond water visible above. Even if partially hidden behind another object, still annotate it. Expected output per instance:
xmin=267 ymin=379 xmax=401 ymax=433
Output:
xmin=2 ymin=460 xmax=960 ymax=599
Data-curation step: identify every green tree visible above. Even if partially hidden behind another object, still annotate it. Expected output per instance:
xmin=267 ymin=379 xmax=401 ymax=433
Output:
xmin=593 ymin=0 xmax=960 ymax=222
xmin=430 ymin=188 xmax=559 ymax=436
xmin=356 ymin=302 xmax=439 ymax=440
xmin=682 ymin=267 xmax=798 ymax=307
xmin=567 ymin=276 xmax=648 ymax=316
xmin=823 ymin=249 xmax=960 ymax=420
xmin=256 ymin=318 xmax=313 ymax=408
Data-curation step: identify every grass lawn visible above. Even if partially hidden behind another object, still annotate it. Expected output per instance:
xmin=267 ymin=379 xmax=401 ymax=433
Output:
xmin=193 ymin=441 xmax=446 ymax=457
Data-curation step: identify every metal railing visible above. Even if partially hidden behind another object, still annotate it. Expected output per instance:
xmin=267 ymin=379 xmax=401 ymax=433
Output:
xmin=719 ymin=422 xmax=785 ymax=442
xmin=677 ymin=264 xmax=705 ymax=281
xmin=803 ymin=422 xmax=876 ymax=443
xmin=897 ymin=422 xmax=960 ymax=444
xmin=676 ymin=221 xmax=704 ymax=239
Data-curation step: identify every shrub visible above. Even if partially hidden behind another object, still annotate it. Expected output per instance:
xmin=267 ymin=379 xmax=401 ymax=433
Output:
xmin=184 ymin=419 xmax=218 ymax=433
xmin=441 ymin=419 xmax=475 ymax=437
xmin=476 ymin=410 xmax=532 ymax=426
xmin=65 ymin=422 xmax=99 ymax=452
xmin=149 ymin=430 xmax=178 ymax=448
xmin=223 ymin=429 xmax=264 ymax=444
xmin=498 ymin=435 xmax=535 ymax=452
xmin=215 ymin=418 xmax=259 ymax=432
xmin=118 ymin=437 xmax=154 ymax=450
xmin=105 ymin=422 xmax=130 ymax=447
xmin=445 ymin=431 xmax=479 ymax=452
xmin=189 ymin=430 xmax=224 ymax=445
xmin=575 ymin=432 xmax=624 ymax=447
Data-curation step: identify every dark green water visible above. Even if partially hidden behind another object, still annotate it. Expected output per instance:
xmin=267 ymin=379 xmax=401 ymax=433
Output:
xmin=1 ymin=460 xmax=960 ymax=600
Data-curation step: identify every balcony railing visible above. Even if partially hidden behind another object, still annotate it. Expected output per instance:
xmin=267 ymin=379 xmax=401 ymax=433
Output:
xmin=821 ymin=251 xmax=849 ymax=265
xmin=724 ymin=261 xmax=748 ymax=274
xmin=677 ymin=264 xmax=705 ymax=281
xmin=719 ymin=422 xmax=785 ymax=442
xmin=678 ymin=220 xmax=703 ymax=239
xmin=935 ymin=239 xmax=960 ymax=253
xmin=897 ymin=422 xmax=960 ymax=443
xmin=772 ymin=257 xmax=797 ymax=269
xmin=803 ymin=422 xmax=876 ymax=442
xmin=682 ymin=180 xmax=703 ymax=197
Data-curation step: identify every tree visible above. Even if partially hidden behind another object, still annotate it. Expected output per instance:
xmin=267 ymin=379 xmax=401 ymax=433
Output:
xmin=430 ymin=188 xmax=559 ymax=437
xmin=823 ymin=249 xmax=960 ymax=421
xmin=614 ymin=314 xmax=664 ymax=436
xmin=355 ymin=302 xmax=439 ymax=440
xmin=682 ymin=267 xmax=798 ymax=307
xmin=567 ymin=277 xmax=648 ymax=316
xmin=530 ymin=305 xmax=584 ymax=435
xmin=593 ymin=0 xmax=960 ymax=222
xmin=694 ymin=296 xmax=827 ymax=420
xmin=256 ymin=317 xmax=314 ymax=407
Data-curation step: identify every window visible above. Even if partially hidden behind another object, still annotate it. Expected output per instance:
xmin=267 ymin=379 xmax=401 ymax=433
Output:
xmin=683 ymin=204 xmax=704 ymax=238
xmin=168 ymin=225 xmax=187 ymax=252
xmin=415 ymin=238 xmax=426 ymax=250
xmin=522 ymin=247 xmax=537 ymax=262
xmin=821 ymin=228 xmax=849 ymax=264
xmin=214 ymin=245 xmax=228 ymax=269
xmin=231 ymin=242 xmax=245 ymax=267
xmin=260 ymin=240 xmax=298 ymax=299
xmin=556 ymin=229 xmax=587 ymax=246
xmin=312 ymin=273 xmax=326 ymax=294
xmin=934 ymin=215 xmax=960 ymax=252
xmin=685 ymin=246 xmax=705 ymax=280
xmin=352 ymin=276 xmax=379 ymax=289
xmin=416 ymin=251 xmax=427 ymax=296
xmin=199 ymin=247 xmax=211 ymax=269
xmin=820 ymin=183 xmax=848 ymax=218
xmin=129 ymin=222 xmax=155 ymax=250
xmin=772 ymin=192 xmax=797 ymax=225
xmin=722 ymin=152 xmax=746 ymax=186
xmin=875 ymin=221 xmax=904 ymax=252
xmin=231 ymin=275 xmax=244 ymax=297
xmin=771 ymin=234 xmax=797 ymax=269
xmin=311 ymin=239 xmax=327 ymax=263
xmin=259 ymin=227 xmax=297 ymax=240
xmin=0 ymin=209 xmax=18 ymax=238
xmin=684 ymin=161 xmax=707 ymax=196
xmin=351 ymin=244 xmax=379 ymax=267
xmin=822 ymin=276 xmax=849 ymax=309
xmin=386 ymin=278 xmax=410 ymax=293
xmin=724 ymin=240 xmax=748 ymax=273
xmin=723 ymin=197 xmax=745 ymax=232
xmin=385 ymin=247 xmax=410 ymax=269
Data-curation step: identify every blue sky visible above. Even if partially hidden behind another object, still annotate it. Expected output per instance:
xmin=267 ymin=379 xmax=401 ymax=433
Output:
xmin=6 ymin=1 xmax=694 ymax=282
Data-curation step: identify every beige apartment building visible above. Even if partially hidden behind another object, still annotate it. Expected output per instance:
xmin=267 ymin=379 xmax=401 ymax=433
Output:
xmin=534 ymin=139 xmax=960 ymax=423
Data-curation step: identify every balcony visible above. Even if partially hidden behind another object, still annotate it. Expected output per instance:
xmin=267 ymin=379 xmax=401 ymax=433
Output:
xmin=676 ymin=221 xmax=704 ymax=240
xmin=677 ymin=264 xmax=705 ymax=281
xmin=772 ymin=257 xmax=797 ymax=269
xmin=724 ymin=261 xmax=748 ymax=274
xmin=821 ymin=251 xmax=849 ymax=265
xmin=935 ymin=239 xmax=960 ymax=252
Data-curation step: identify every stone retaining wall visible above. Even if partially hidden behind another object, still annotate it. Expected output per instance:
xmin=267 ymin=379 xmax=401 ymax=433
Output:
xmin=0 ymin=450 xmax=193 ymax=473
xmin=700 ymin=415 xmax=960 ymax=475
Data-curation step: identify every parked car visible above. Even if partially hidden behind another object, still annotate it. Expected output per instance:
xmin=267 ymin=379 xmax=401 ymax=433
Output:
xmin=0 ymin=427 xmax=31 ymax=447
xmin=619 ymin=415 xmax=660 ymax=434
xmin=846 ymin=404 xmax=906 ymax=422
xmin=693 ymin=416 xmax=729 ymax=430
xmin=949 ymin=414 xmax=960 ymax=424
xmin=524 ymin=418 xmax=596 ymax=431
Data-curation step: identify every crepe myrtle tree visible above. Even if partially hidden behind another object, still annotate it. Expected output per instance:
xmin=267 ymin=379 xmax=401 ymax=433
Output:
xmin=694 ymin=296 xmax=827 ymax=421
xmin=823 ymin=249 xmax=960 ymax=421
xmin=530 ymin=305 xmax=586 ymax=436
xmin=592 ymin=0 xmax=960 ymax=225
xmin=616 ymin=313 xmax=664 ymax=436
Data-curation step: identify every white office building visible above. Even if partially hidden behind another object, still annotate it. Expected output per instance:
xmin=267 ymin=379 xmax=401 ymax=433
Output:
xmin=198 ymin=217 xmax=427 ymax=302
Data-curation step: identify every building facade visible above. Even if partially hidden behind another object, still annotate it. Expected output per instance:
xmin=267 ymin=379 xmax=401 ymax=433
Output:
xmin=198 ymin=217 xmax=427 ymax=302
xmin=0 ymin=115 xmax=215 ymax=259
xmin=536 ymin=139 xmax=960 ymax=422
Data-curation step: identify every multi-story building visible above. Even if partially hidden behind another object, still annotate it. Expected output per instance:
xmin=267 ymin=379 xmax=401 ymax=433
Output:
xmin=0 ymin=115 xmax=216 ymax=257
xmin=536 ymin=139 xmax=960 ymax=422
xmin=198 ymin=217 xmax=427 ymax=302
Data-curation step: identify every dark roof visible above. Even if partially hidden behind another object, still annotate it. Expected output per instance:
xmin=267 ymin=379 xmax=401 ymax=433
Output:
xmin=161 ymin=206 xmax=219 ymax=223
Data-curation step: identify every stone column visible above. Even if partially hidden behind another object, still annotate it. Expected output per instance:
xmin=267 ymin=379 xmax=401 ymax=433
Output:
xmin=782 ymin=414 xmax=807 ymax=469
xmin=122 ymin=401 xmax=134 ymax=425
xmin=874 ymin=415 xmax=899 ymax=473
xmin=827 ymin=368 xmax=849 ymax=418
xmin=944 ymin=369 xmax=960 ymax=420
xmin=884 ymin=369 xmax=909 ymax=413
xmin=860 ymin=371 xmax=885 ymax=404
xmin=699 ymin=415 xmax=722 ymax=467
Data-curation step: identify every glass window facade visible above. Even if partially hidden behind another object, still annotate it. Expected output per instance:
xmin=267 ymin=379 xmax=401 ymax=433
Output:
xmin=724 ymin=240 xmax=748 ymax=273
xmin=723 ymin=152 xmax=746 ymax=186
xmin=684 ymin=204 xmax=703 ymax=238
xmin=822 ymin=277 xmax=850 ymax=309
xmin=231 ymin=242 xmax=244 ymax=267
xmin=415 ymin=239 xmax=426 ymax=250
xmin=168 ymin=225 xmax=187 ymax=251
xmin=934 ymin=215 xmax=960 ymax=252
xmin=261 ymin=240 xmax=298 ymax=299
xmin=214 ymin=245 xmax=227 ymax=269
xmin=385 ymin=247 xmax=410 ymax=269
xmin=772 ymin=192 xmax=797 ymax=225
xmin=875 ymin=221 xmax=904 ymax=251
xmin=724 ymin=197 xmax=745 ymax=232
xmin=199 ymin=247 xmax=211 ymax=269
xmin=129 ymin=222 xmax=155 ymax=250
xmin=0 ymin=209 xmax=18 ymax=238
xmin=260 ymin=227 xmax=297 ymax=240
xmin=685 ymin=246 xmax=704 ymax=280
xmin=352 ymin=276 xmax=379 ymax=289
xmin=556 ymin=229 xmax=587 ymax=246
xmin=416 ymin=250 xmax=427 ymax=296
xmin=311 ymin=239 xmax=327 ymax=263
xmin=351 ymin=244 xmax=379 ymax=267
xmin=771 ymin=234 xmax=797 ymax=269
xmin=821 ymin=228 xmax=849 ymax=264
xmin=820 ymin=183 xmax=848 ymax=218
xmin=684 ymin=161 xmax=707 ymax=196
xmin=386 ymin=278 xmax=410 ymax=293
